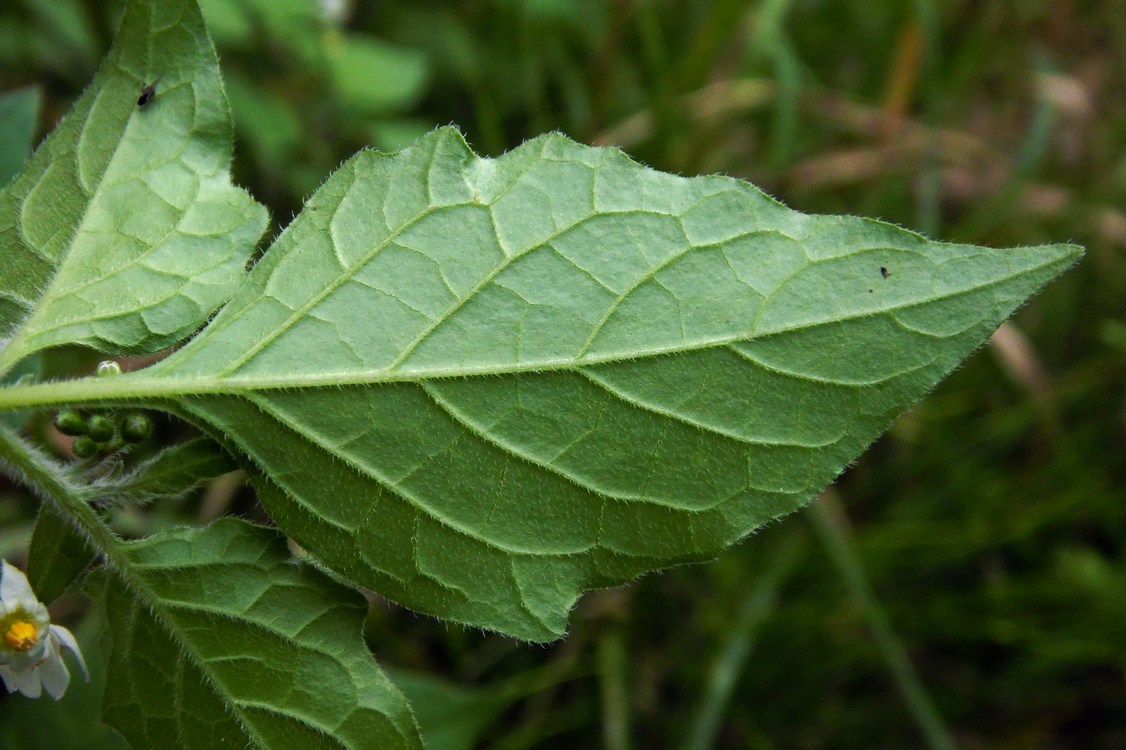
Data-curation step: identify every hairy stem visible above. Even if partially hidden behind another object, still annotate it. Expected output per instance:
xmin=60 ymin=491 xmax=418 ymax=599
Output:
xmin=0 ymin=422 xmax=124 ymax=571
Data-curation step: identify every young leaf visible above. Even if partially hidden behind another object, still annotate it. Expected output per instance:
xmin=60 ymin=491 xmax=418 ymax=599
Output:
xmin=86 ymin=519 xmax=422 ymax=750
xmin=44 ymin=127 xmax=1069 ymax=641
xmin=95 ymin=437 xmax=238 ymax=503
xmin=0 ymin=0 xmax=266 ymax=377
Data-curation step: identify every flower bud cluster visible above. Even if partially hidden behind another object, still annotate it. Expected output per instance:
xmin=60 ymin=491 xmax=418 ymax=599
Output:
xmin=53 ymin=362 xmax=152 ymax=458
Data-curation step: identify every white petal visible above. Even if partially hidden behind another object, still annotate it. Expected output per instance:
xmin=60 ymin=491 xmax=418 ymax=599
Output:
xmin=38 ymin=645 xmax=71 ymax=700
xmin=49 ymin=625 xmax=89 ymax=681
xmin=0 ymin=561 xmax=35 ymax=605
xmin=7 ymin=663 xmax=43 ymax=698
xmin=0 ymin=664 xmax=15 ymax=692
xmin=0 ymin=564 xmax=43 ymax=616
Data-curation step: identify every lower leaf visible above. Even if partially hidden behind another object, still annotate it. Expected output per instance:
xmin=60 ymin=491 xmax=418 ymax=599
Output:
xmin=86 ymin=519 xmax=422 ymax=750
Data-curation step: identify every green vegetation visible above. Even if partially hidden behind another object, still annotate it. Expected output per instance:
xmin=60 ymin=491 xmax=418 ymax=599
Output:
xmin=0 ymin=1 xmax=1121 ymax=748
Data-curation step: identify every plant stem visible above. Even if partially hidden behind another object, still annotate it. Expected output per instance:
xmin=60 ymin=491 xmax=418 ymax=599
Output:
xmin=0 ymin=422 xmax=122 ymax=570
xmin=808 ymin=489 xmax=958 ymax=750
xmin=680 ymin=533 xmax=802 ymax=750
xmin=597 ymin=626 xmax=632 ymax=750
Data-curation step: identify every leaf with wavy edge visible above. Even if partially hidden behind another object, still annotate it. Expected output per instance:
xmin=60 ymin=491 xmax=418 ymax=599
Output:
xmin=0 ymin=0 xmax=266 ymax=376
xmin=154 ymin=127 xmax=1082 ymax=639
xmin=87 ymin=519 xmax=422 ymax=749
xmin=0 ymin=128 xmax=1081 ymax=641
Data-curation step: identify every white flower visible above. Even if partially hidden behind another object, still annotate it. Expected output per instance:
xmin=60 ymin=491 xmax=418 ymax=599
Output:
xmin=0 ymin=560 xmax=88 ymax=699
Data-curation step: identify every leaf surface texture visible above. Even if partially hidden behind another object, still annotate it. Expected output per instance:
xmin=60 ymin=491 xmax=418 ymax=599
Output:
xmin=88 ymin=519 xmax=421 ymax=749
xmin=0 ymin=0 xmax=265 ymax=374
xmin=124 ymin=128 xmax=1081 ymax=639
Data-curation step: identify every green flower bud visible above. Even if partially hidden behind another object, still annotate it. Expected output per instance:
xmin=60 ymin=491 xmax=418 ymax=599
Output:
xmin=54 ymin=410 xmax=86 ymax=437
xmin=120 ymin=412 xmax=152 ymax=443
xmin=72 ymin=436 xmax=98 ymax=458
xmin=86 ymin=414 xmax=115 ymax=443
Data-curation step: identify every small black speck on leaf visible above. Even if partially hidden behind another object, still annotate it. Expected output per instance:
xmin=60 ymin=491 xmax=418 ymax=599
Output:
xmin=880 ymin=266 xmax=890 ymax=279
xmin=137 ymin=75 xmax=162 ymax=107
xmin=868 ymin=288 xmax=874 ymax=293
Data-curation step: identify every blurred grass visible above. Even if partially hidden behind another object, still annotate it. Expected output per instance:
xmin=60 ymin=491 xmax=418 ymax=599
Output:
xmin=1 ymin=0 xmax=1124 ymax=747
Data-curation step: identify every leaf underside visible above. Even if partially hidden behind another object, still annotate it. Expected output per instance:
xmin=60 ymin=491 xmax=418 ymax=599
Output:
xmin=118 ymin=127 xmax=1082 ymax=640
xmin=88 ymin=519 xmax=421 ymax=750
xmin=0 ymin=0 xmax=265 ymax=373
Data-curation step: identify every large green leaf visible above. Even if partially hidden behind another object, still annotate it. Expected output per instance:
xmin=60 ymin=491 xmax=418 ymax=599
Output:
xmin=20 ymin=127 xmax=1065 ymax=641
xmin=87 ymin=519 xmax=422 ymax=749
xmin=0 ymin=0 xmax=266 ymax=377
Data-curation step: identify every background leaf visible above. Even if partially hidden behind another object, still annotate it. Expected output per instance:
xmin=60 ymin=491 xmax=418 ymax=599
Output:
xmin=110 ymin=127 xmax=1082 ymax=640
xmin=86 ymin=518 xmax=422 ymax=750
xmin=385 ymin=668 xmax=511 ymax=750
xmin=0 ymin=85 xmax=40 ymax=187
xmin=0 ymin=0 xmax=266 ymax=377
xmin=28 ymin=500 xmax=96 ymax=603
xmin=325 ymin=33 xmax=428 ymax=115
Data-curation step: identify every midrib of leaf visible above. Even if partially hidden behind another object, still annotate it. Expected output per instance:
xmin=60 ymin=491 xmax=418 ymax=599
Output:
xmin=0 ymin=259 xmax=1069 ymax=414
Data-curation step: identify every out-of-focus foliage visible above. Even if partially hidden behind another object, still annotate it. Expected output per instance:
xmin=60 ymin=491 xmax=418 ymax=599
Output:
xmin=1 ymin=0 xmax=1123 ymax=748
xmin=0 ymin=86 xmax=40 ymax=186
xmin=195 ymin=0 xmax=429 ymax=208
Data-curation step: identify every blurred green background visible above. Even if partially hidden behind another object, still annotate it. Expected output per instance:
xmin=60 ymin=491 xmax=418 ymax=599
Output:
xmin=1 ymin=1 xmax=1124 ymax=748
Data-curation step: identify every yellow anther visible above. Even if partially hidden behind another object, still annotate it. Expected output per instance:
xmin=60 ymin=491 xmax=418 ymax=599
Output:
xmin=4 ymin=620 xmax=38 ymax=652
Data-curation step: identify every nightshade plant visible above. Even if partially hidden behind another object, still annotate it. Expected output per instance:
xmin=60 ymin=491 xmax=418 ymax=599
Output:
xmin=0 ymin=0 xmax=1082 ymax=747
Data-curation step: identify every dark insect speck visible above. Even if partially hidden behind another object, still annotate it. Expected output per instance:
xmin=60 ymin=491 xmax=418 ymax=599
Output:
xmin=137 ymin=75 xmax=162 ymax=108
xmin=868 ymin=288 xmax=874 ymax=293
xmin=880 ymin=266 xmax=890 ymax=279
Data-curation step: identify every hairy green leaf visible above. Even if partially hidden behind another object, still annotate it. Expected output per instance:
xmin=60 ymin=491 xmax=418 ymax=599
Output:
xmin=97 ymin=436 xmax=238 ymax=503
xmin=0 ymin=128 xmax=1081 ymax=641
xmin=87 ymin=519 xmax=422 ymax=750
xmin=99 ymin=128 xmax=1080 ymax=640
xmin=0 ymin=0 xmax=266 ymax=377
